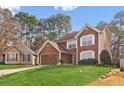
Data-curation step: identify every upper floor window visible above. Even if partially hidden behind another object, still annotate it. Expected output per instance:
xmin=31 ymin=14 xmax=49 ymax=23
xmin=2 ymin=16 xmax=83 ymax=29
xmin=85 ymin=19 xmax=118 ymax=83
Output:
xmin=80 ymin=34 xmax=95 ymax=46
xmin=67 ymin=40 xmax=76 ymax=49
xmin=80 ymin=50 xmax=95 ymax=60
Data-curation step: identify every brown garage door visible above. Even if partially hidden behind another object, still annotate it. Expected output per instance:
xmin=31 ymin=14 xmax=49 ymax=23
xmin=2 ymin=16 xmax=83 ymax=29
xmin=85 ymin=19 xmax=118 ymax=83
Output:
xmin=41 ymin=54 xmax=58 ymax=65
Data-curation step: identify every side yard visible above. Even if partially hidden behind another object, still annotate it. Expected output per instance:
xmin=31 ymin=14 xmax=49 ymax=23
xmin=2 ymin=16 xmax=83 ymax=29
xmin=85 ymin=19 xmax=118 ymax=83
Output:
xmin=0 ymin=65 xmax=114 ymax=86
xmin=0 ymin=64 xmax=31 ymax=70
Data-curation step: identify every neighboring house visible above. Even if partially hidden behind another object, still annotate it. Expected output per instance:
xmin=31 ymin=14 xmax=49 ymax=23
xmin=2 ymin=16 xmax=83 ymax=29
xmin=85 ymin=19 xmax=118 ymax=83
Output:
xmin=0 ymin=42 xmax=36 ymax=65
xmin=118 ymin=44 xmax=124 ymax=59
xmin=37 ymin=24 xmax=111 ymax=65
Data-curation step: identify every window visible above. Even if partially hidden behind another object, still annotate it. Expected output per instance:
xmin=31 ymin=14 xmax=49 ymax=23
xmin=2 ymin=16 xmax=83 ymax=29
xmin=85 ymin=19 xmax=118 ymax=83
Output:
xmin=80 ymin=50 xmax=95 ymax=60
xmin=23 ymin=54 xmax=30 ymax=62
xmin=7 ymin=54 xmax=17 ymax=61
xmin=67 ymin=40 xmax=76 ymax=49
xmin=80 ymin=34 xmax=95 ymax=46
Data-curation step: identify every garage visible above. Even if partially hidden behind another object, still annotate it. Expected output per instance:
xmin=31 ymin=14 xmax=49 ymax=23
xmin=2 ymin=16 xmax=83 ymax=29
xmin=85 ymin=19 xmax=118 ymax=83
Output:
xmin=41 ymin=54 xmax=58 ymax=65
xmin=37 ymin=40 xmax=72 ymax=65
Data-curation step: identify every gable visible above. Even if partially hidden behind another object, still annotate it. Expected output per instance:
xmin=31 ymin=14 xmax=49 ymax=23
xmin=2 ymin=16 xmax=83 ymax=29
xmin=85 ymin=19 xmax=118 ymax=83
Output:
xmin=75 ymin=24 xmax=101 ymax=38
xmin=4 ymin=47 xmax=20 ymax=54
xmin=40 ymin=42 xmax=59 ymax=54
xmin=78 ymin=26 xmax=98 ymax=38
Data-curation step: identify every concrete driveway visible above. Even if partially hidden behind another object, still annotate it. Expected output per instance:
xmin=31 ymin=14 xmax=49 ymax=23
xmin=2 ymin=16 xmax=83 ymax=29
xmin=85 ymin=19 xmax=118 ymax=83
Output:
xmin=0 ymin=65 xmax=43 ymax=76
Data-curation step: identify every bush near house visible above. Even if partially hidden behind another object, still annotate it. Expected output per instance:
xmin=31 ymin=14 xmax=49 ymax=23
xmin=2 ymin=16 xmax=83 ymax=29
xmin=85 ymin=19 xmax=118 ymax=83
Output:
xmin=59 ymin=59 xmax=64 ymax=65
xmin=78 ymin=58 xmax=98 ymax=65
xmin=100 ymin=49 xmax=112 ymax=66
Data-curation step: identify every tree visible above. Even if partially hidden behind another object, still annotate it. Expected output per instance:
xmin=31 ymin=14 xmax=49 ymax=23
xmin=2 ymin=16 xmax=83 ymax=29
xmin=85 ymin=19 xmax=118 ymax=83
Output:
xmin=14 ymin=12 xmax=38 ymax=47
xmin=39 ymin=14 xmax=72 ymax=40
xmin=0 ymin=8 xmax=20 ymax=59
xmin=54 ymin=14 xmax=72 ymax=38
xmin=13 ymin=11 xmax=72 ymax=50
xmin=109 ymin=11 xmax=124 ymax=64
xmin=33 ymin=14 xmax=72 ymax=50
xmin=32 ymin=36 xmax=46 ymax=51
xmin=100 ymin=50 xmax=112 ymax=65
xmin=96 ymin=20 xmax=107 ymax=27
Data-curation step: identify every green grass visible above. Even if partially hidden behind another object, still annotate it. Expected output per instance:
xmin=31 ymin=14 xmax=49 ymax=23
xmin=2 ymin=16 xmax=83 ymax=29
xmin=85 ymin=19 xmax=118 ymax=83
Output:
xmin=0 ymin=65 xmax=114 ymax=86
xmin=0 ymin=64 xmax=30 ymax=70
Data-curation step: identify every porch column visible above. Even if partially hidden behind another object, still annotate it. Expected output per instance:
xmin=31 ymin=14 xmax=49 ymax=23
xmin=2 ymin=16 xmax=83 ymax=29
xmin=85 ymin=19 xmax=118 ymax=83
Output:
xmin=32 ymin=55 xmax=35 ymax=66
xmin=37 ymin=55 xmax=39 ymax=65
xmin=5 ymin=54 xmax=7 ymax=64
xmin=57 ymin=52 xmax=61 ymax=65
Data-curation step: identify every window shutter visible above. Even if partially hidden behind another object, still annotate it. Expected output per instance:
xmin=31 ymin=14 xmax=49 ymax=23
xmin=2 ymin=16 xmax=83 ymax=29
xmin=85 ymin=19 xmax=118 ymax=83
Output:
xmin=92 ymin=35 xmax=95 ymax=44
xmin=16 ymin=54 xmax=18 ymax=61
xmin=80 ymin=37 xmax=82 ymax=46
xmin=92 ymin=51 xmax=95 ymax=58
xmin=80 ymin=52 xmax=82 ymax=60
xmin=28 ymin=54 xmax=30 ymax=61
xmin=7 ymin=54 xmax=9 ymax=61
xmin=23 ymin=54 xmax=24 ymax=61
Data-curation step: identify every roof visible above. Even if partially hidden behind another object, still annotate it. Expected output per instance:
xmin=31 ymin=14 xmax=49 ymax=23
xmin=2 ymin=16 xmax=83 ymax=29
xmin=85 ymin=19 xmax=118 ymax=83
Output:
xmin=37 ymin=40 xmax=69 ymax=54
xmin=4 ymin=42 xmax=36 ymax=55
xmin=57 ymin=32 xmax=78 ymax=42
xmin=3 ymin=46 xmax=21 ymax=54
xmin=57 ymin=24 xmax=106 ymax=42
xmin=96 ymin=24 xmax=107 ymax=31
xmin=49 ymin=40 xmax=69 ymax=53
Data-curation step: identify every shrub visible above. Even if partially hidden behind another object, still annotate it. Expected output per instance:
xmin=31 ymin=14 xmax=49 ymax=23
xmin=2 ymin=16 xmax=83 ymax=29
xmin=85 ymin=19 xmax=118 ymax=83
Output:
xmin=100 ymin=49 xmax=112 ymax=66
xmin=113 ymin=58 xmax=120 ymax=68
xmin=78 ymin=58 xmax=98 ymax=65
xmin=59 ymin=59 xmax=64 ymax=65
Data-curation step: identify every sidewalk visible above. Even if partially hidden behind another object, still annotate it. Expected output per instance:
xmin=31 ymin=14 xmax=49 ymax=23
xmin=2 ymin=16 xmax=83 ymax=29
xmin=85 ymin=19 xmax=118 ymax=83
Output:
xmin=0 ymin=65 xmax=43 ymax=76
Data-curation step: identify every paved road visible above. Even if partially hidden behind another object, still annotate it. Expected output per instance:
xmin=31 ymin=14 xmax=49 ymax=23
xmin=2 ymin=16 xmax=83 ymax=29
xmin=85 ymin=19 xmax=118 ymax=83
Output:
xmin=0 ymin=65 xmax=43 ymax=76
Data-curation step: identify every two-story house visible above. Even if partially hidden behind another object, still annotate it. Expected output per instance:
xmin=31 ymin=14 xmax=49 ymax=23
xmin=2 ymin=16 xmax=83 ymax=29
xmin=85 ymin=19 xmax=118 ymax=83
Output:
xmin=37 ymin=24 xmax=111 ymax=65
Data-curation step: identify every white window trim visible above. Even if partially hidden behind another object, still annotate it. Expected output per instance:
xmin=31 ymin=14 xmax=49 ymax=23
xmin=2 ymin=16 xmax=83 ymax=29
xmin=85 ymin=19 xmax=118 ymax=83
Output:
xmin=7 ymin=53 xmax=17 ymax=62
xmin=80 ymin=50 xmax=95 ymax=60
xmin=67 ymin=39 xmax=77 ymax=49
xmin=80 ymin=34 xmax=95 ymax=46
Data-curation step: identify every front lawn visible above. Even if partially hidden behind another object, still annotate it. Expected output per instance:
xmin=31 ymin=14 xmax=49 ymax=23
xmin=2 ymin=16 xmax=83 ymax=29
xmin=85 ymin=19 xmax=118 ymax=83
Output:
xmin=0 ymin=65 xmax=114 ymax=86
xmin=0 ymin=64 xmax=30 ymax=70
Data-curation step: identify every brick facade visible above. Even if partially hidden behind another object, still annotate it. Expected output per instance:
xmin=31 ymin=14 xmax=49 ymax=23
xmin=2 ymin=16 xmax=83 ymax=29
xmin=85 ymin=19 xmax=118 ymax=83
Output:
xmin=77 ymin=27 xmax=98 ymax=61
xmin=37 ymin=24 xmax=111 ymax=65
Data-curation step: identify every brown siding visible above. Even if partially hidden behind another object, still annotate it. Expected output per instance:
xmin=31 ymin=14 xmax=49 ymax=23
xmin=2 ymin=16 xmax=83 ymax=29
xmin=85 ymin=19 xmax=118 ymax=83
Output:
xmin=77 ymin=27 xmax=98 ymax=60
xmin=40 ymin=43 xmax=59 ymax=55
xmin=61 ymin=53 xmax=72 ymax=64
xmin=39 ymin=42 xmax=59 ymax=65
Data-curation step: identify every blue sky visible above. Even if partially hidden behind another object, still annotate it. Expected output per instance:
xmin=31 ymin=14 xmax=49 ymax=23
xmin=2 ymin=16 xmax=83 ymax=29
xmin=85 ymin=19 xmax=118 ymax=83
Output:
xmin=14 ymin=6 xmax=124 ymax=31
